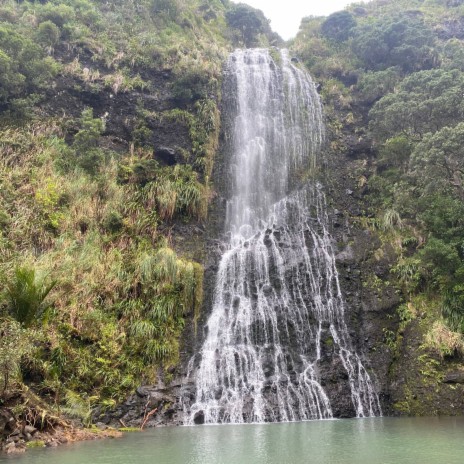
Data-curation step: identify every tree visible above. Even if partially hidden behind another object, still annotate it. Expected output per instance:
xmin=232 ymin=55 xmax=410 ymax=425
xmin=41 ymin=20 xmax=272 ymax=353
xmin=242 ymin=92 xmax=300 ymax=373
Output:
xmin=405 ymin=123 xmax=464 ymax=333
xmin=352 ymin=15 xmax=437 ymax=72
xmin=410 ymin=122 xmax=464 ymax=199
xmin=226 ymin=3 xmax=270 ymax=47
xmin=369 ymin=69 xmax=464 ymax=140
xmin=0 ymin=24 xmax=58 ymax=106
xmin=321 ymin=11 xmax=356 ymax=42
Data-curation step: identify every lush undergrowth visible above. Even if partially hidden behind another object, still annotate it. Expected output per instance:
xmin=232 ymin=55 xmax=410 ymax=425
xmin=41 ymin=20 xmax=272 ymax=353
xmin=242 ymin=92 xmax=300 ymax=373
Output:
xmin=0 ymin=0 xmax=281 ymax=425
xmin=0 ymin=119 xmax=206 ymax=418
xmin=292 ymin=0 xmax=464 ymax=360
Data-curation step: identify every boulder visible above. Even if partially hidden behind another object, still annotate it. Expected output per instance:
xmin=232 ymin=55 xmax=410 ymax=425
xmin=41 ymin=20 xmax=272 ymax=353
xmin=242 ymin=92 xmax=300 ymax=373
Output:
xmin=0 ymin=409 xmax=16 ymax=437
xmin=444 ymin=371 xmax=464 ymax=384
xmin=193 ymin=410 xmax=205 ymax=425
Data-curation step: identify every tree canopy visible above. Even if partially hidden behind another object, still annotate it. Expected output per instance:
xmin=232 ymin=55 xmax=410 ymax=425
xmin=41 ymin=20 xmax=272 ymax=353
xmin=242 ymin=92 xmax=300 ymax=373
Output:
xmin=369 ymin=69 xmax=464 ymax=139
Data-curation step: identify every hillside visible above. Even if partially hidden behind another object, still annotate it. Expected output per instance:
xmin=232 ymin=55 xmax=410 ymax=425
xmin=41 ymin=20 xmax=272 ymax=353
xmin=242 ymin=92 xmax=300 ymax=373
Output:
xmin=1 ymin=0 xmax=464 ymax=452
xmin=291 ymin=0 xmax=464 ymax=415
xmin=0 ymin=0 xmax=281 ymax=443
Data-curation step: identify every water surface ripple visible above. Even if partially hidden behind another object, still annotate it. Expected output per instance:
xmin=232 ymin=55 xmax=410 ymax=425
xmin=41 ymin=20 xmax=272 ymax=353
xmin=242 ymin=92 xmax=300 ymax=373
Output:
xmin=3 ymin=418 xmax=463 ymax=464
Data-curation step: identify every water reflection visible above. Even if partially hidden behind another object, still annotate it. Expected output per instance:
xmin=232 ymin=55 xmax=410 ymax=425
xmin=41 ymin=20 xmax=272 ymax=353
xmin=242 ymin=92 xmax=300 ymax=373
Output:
xmin=2 ymin=418 xmax=463 ymax=464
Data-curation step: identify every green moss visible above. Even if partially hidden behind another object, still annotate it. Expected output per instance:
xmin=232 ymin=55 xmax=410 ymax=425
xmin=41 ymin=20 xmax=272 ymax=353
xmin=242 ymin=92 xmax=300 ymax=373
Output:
xmin=26 ymin=440 xmax=46 ymax=448
xmin=393 ymin=400 xmax=410 ymax=414
xmin=324 ymin=336 xmax=334 ymax=348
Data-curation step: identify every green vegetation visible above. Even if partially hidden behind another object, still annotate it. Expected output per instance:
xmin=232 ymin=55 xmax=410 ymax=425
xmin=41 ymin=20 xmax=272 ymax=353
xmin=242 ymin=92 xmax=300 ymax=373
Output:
xmin=292 ymin=0 xmax=464 ymax=362
xmin=0 ymin=318 xmax=33 ymax=394
xmin=0 ymin=0 xmax=277 ymax=425
xmin=5 ymin=266 xmax=56 ymax=328
xmin=0 ymin=121 xmax=204 ymax=414
xmin=3 ymin=0 xmax=463 ymax=427
xmin=225 ymin=3 xmax=281 ymax=47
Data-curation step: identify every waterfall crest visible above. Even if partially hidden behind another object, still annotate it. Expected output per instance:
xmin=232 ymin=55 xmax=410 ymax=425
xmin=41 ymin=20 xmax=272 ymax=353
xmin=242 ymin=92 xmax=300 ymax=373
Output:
xmin=185 ymin=49 xmax=381 ymax=424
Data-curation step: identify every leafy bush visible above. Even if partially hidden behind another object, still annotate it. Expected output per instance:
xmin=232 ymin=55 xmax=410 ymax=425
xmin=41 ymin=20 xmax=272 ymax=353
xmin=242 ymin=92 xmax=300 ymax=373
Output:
xmin=378 ymin=135 xmax=412 ymax=170
xmin=171 ymin=69 xmax=213 ymax=104
xmin=352 ymin=15 xmax=437 ymax=72
xmin=37 ymin=21 xmax=61 ymax=48
xmin=4 ymin=266 xmax=56 ymax=328
xmin=103 ymin=211 xmax=124 ymax=234
xmin=321 ymin=11 xmax=356 ymax=42
xmin=37 ymin=3 xmax=76 ymax=28
xmin=357 ymin=67 xmax=401 ymax=103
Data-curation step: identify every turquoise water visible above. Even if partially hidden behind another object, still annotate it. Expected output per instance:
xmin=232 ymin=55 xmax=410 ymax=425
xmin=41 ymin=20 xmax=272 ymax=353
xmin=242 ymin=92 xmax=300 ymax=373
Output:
xmin=2 ymin=417 xmax=463 ymax=464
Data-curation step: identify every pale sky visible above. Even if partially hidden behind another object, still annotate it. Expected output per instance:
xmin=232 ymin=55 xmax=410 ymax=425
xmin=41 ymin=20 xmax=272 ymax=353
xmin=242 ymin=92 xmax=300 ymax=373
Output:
xmin=232 ymin=1 xmax=367 ymax=40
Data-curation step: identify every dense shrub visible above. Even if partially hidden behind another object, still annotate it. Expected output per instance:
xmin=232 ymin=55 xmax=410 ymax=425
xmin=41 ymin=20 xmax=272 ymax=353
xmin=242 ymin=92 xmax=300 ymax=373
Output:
xmin=321 ymin=11 xmax=356 ymax=42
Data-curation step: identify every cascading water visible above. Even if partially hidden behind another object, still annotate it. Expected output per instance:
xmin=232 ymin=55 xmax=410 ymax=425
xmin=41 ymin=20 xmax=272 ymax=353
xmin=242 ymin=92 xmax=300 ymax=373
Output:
xmin=185 ymin=49 xmax=381 ymax=424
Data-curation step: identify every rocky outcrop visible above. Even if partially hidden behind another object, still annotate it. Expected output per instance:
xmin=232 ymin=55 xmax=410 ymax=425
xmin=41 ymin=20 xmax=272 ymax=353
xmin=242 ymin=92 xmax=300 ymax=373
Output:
xmin=99 ymin=383 xmax=185 ymax=428
xmin=323 ymin=131 xmax=401 ymax=416
xmin=40 ymin=46 xmax=197 ymax=168
xmin=325 ymin=116 xmax=464 ymax=418
xmin=0 ymin=409 xmax=16 ymax=437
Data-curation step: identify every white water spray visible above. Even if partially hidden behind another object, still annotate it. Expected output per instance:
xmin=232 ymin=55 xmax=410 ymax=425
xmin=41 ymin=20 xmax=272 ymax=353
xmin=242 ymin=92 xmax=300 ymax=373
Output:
xmin=185 ymin=49 xmax=381 ymax=424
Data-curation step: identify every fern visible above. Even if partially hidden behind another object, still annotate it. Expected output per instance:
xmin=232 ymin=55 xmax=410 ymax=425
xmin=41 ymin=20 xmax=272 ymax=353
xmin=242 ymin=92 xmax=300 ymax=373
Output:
xmin=5 ymin=266 xmax=56 ymax=328
xmin=62 ymin=390 xmax=95 ymax=427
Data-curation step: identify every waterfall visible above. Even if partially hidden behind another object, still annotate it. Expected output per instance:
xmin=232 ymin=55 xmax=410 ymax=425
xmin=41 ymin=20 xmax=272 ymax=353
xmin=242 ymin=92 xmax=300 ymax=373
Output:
xmin=185 ymin=49 xmax=381 ymax=424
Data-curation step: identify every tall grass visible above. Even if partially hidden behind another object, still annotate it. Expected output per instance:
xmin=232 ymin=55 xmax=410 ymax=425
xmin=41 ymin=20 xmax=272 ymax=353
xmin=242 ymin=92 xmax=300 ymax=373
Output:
xmin=0 ymin=121 xmax=205 ymax=408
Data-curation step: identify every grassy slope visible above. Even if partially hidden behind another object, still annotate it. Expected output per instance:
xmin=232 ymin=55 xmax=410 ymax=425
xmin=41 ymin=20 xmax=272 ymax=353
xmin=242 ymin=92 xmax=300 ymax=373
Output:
xmin=0 ymin=0 xmax=254 ymax=425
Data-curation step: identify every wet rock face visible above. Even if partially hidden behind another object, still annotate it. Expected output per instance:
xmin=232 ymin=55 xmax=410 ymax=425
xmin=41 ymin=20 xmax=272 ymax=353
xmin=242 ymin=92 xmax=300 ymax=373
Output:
xmin=323 ymin=132 xmax=403 ymax=417
xmin=318 ymin=357 xmax=356 ymax=418
xmin=100 ymin=385 xmax=186 ymax=428
xmin=193 ymin=411 xmax=205 ymax=425
xmin=329 ymin=208 xmax=397 ymax=415
xmin=178 ymin=214 xmax=382 ymax=423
